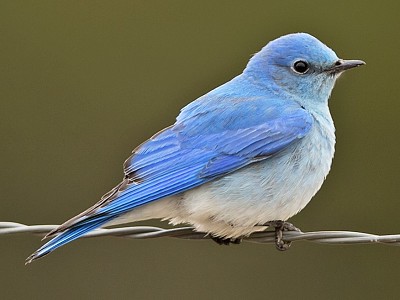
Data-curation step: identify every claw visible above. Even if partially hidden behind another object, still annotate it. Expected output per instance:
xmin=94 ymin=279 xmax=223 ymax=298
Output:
xmin=211 ymin=236 xmax=242 ymax=245
xmin=264 ymin=220 xmax=300 ymax=251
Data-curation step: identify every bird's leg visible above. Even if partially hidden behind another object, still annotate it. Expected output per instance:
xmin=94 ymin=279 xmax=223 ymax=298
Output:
xmin=230 ymin=238 xmax=242 ymax=244
xmin=264 ymin=220 xmax=300 ymax=251
xmin=211 ymin=236 xmax=242 ymax=245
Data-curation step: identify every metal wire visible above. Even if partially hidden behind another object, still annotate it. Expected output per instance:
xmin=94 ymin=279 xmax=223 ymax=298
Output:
xmin=2 ymin=221 xmax=400 ymax=247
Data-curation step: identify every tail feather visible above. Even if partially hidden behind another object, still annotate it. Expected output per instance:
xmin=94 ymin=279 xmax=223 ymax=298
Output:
xmin=25 ymin=216 xmax=113 ymax=264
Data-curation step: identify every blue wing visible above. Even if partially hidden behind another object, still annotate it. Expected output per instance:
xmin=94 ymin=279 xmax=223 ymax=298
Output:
xmin=26 ymin=92 xmax=313 ymax=263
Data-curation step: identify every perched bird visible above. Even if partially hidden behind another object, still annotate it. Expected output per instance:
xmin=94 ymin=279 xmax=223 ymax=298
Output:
xmin=26 ymin=33 xmax=364 ymax=263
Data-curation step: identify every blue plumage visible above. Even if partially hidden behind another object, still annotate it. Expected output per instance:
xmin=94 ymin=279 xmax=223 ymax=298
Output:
xmin=26 ymin=33 xmax=364 ymax=263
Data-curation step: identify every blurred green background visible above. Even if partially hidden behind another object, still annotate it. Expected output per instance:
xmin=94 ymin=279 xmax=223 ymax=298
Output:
xmin=1 ymin=1 xmax=399 ymax=299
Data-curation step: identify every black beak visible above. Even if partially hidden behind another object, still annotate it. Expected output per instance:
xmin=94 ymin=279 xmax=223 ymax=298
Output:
xmin=326 ymin=59 xmax=365 ymax=74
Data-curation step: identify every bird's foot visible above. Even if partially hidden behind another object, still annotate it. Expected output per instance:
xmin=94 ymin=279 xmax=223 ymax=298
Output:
xmin=264 ymin=220 xmax=301 ymax=251
xmin=211 ymin=236 xmax=242 ymax=245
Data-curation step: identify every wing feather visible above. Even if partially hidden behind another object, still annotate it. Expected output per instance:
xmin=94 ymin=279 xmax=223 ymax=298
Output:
xmin=28 ymin=95 xmax=313 ymax=262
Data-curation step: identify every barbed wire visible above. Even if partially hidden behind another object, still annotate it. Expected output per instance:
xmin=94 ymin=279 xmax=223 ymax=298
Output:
xmin=2 ymin=221 xmax=400 ymax=247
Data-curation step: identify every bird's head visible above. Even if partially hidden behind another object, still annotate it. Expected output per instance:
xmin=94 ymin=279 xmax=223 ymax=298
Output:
xmin=244 ymin=33 xmax=365 ymax=105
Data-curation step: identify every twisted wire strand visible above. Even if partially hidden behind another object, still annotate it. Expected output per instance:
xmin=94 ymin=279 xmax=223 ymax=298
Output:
xmin=2 ymin=221 xmax=400 ymax=246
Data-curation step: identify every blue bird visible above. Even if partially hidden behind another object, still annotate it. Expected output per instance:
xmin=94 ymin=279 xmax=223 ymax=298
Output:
xmin=26 ymin=33 xmax=364 ymax=263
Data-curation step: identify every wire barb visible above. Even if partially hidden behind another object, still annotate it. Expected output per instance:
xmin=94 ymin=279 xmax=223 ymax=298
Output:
xmin=2 ymin=221 xmax=400 ymax=247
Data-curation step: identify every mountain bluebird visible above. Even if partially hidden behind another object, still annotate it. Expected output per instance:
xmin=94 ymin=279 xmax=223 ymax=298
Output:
xmin=26 ymin=33 xmax=364 ymax=263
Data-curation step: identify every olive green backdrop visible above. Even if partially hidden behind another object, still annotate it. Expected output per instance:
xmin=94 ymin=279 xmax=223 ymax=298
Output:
xmin=1 ymin=1 xmax=399 ymax=299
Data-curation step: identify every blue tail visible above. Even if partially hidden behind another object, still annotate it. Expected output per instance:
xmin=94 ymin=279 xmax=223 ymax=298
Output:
xmin=25 ymin=215 xmax=113 ymax=264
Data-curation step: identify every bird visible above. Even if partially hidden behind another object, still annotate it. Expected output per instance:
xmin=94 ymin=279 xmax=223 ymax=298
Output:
xmin=26 ymin=33 xmax=365 ymax=263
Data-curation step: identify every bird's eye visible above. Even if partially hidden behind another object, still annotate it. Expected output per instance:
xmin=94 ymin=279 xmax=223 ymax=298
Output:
xmin=292 ymin=60 xmax=309 ymax=74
